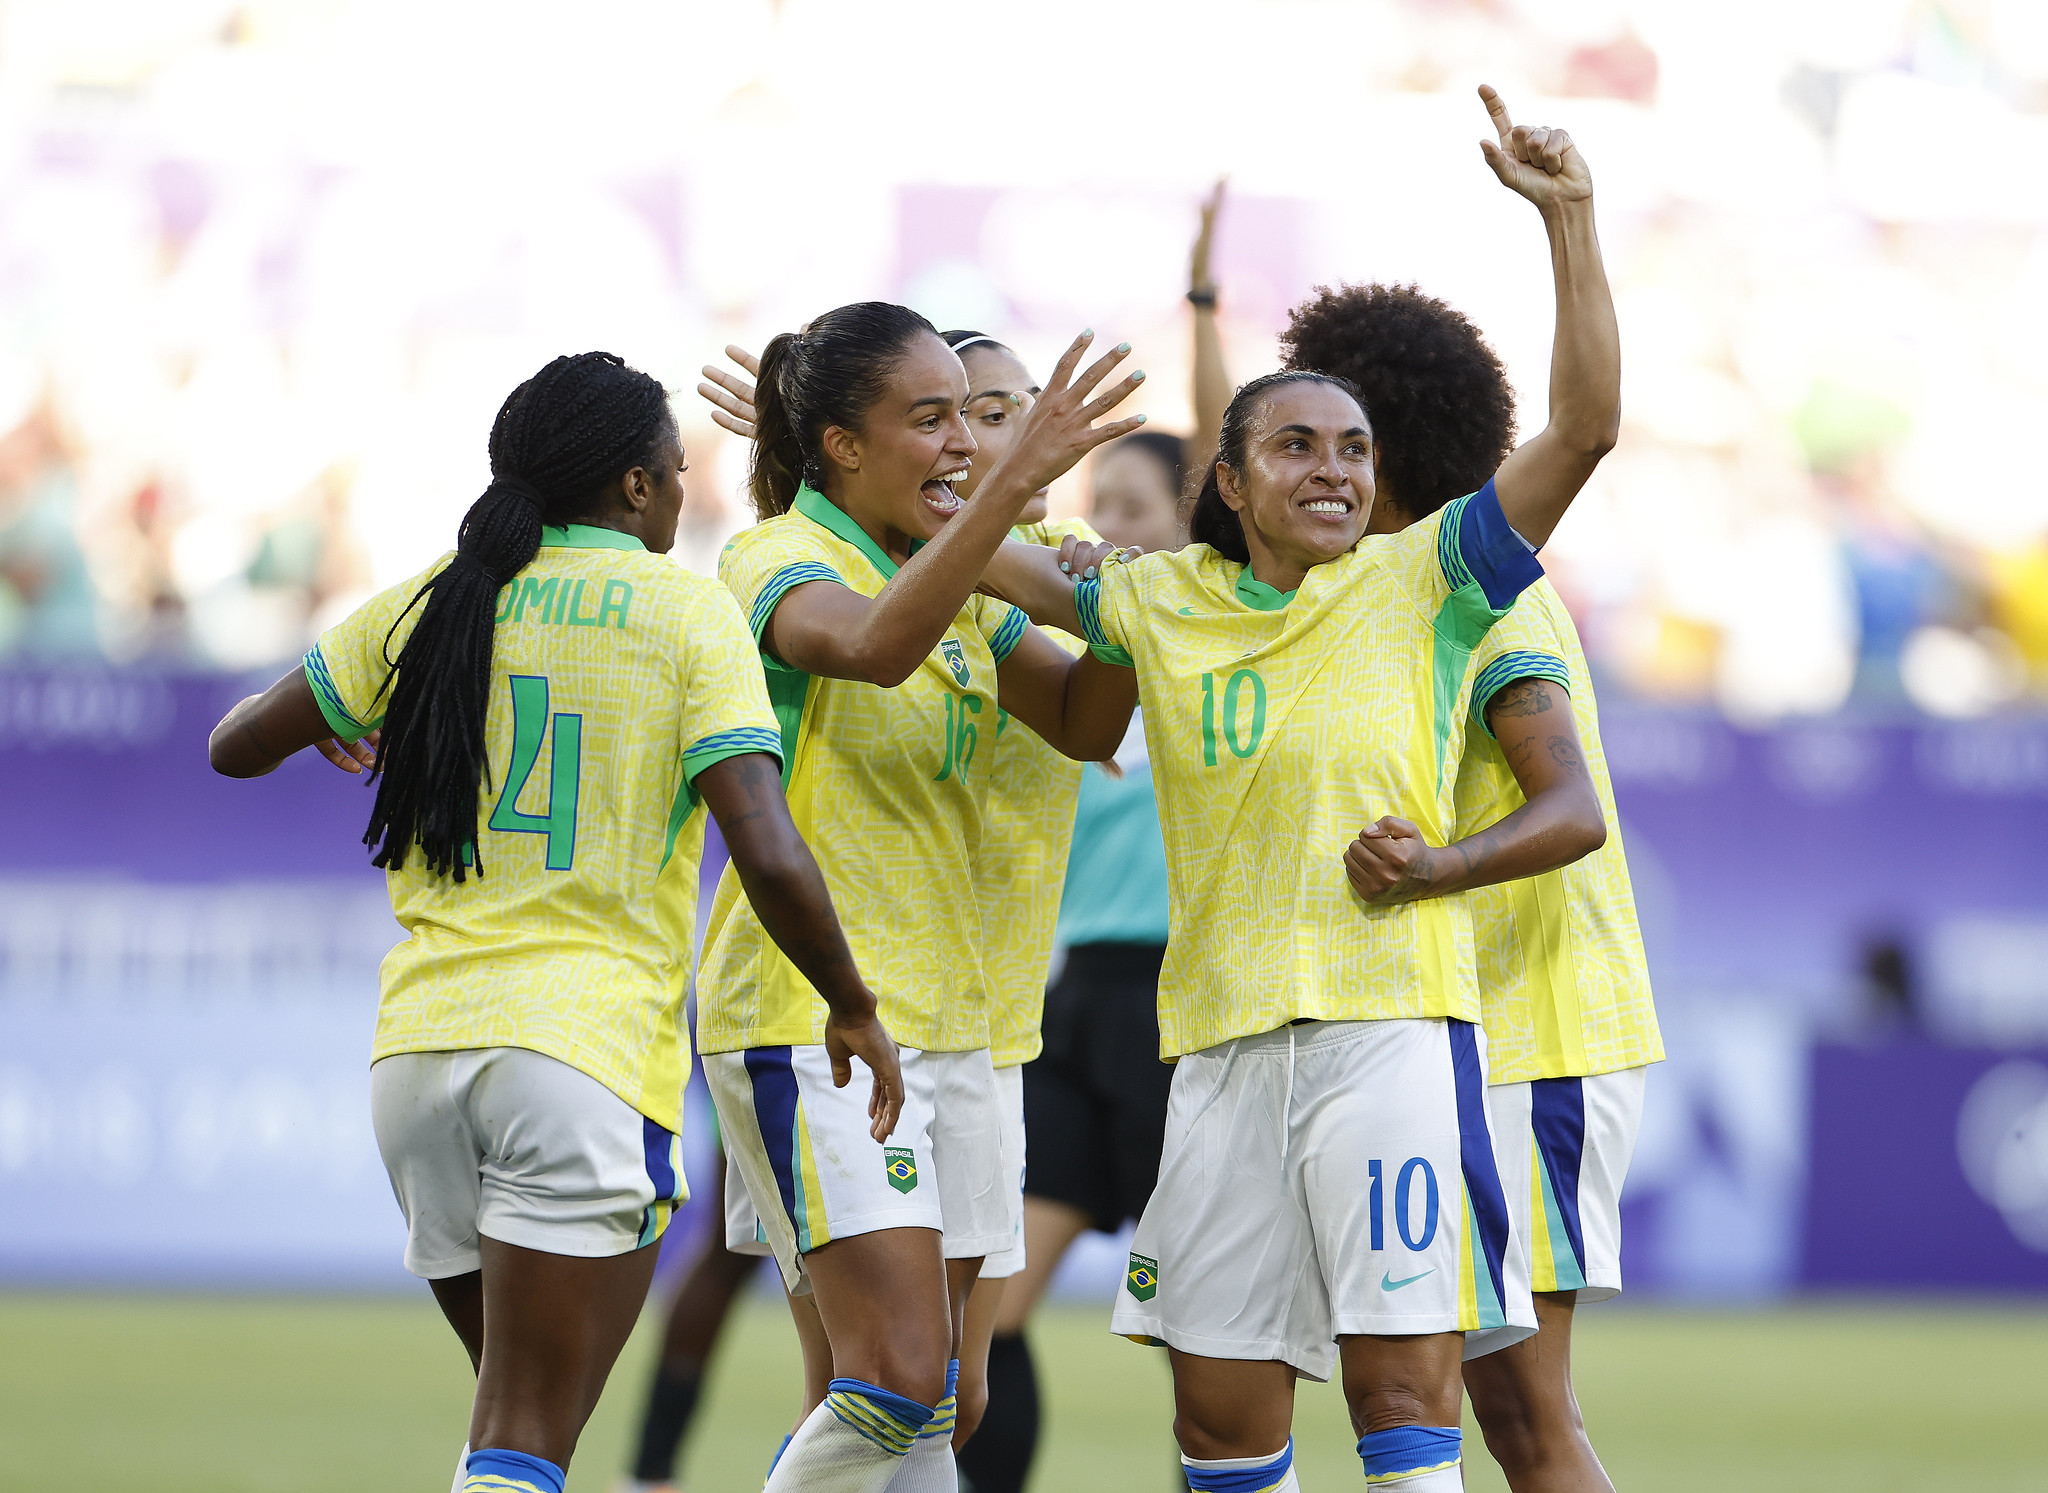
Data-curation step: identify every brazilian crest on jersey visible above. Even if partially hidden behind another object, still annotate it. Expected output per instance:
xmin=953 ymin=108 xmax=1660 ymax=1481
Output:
xmin=303 ymin=526 xmax=783 ymax=1132
xmin=696 ymin=485 xmax=1029 ymax=1056
xmin=1070 ymin=481 xmax=1543 ymax=1058
xmin=1455 ymin=577 xmax=1664 ymax=1083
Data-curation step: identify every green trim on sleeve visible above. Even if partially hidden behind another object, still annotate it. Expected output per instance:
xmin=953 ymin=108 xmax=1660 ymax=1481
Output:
xmin=988 ymin=604 xmax=1029 ymax=664
xmin=302 ymin=645 xmax=376 ymax=742
xmin=1471 ymin=651 xmax=1574 ymax=738
xmin=1072 ymin=576 xmax=1135 ymax=669
xmin=682 ymin=726 xmax=786 ymax=780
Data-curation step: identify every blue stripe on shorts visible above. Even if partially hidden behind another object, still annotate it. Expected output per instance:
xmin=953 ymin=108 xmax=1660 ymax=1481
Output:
xmin=1450 ymin=1019 xmax=1511 ymax=1328
xmin=1531 ymin=1075 xmax=1589 ymax=1282
xmin=743 ymin=1046 xmax=803 ymax=1230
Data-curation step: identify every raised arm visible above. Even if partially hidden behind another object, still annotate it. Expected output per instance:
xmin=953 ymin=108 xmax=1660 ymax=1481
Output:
xmin=1479 ymin=84 xmax=1621 ymax=550
xmin=1343 ymin=676 xmax=1605 ymax=904
xmin=695 ymin=752 xmax=903 ymax=1140
xmin=1189 ymin=178 xmax=1231 ymax=472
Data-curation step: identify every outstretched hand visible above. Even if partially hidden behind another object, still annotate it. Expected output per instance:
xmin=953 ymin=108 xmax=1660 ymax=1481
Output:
xmin=697 ymin=345 xmax=761 ymax=440
xmin=1477 ymin=83 xmax=1592 ymax=209
xmin=979 ymin=330 xmax=1149 ymax=501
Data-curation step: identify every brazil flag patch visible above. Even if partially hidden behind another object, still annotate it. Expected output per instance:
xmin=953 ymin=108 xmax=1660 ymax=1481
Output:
xmin=884 ymin=1148 xmax=918 ymax=1194
xmin=1126 ymin=1252 xmax=1159 ymax=1301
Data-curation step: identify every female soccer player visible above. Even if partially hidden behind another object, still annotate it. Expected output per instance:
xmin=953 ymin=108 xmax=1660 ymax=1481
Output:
xmin=693 ymin=302 xmax=1142 ymax=1493
xmin=207 ymin=352 xmax=898 ymax=1493
xmin=1281 ymin=266 xmax=1662 ymax=1493
xmin=687 ymin=325 xmax=1114 ymax=1478
xmin=978 ymin=86 xmax=1620 ymax=1493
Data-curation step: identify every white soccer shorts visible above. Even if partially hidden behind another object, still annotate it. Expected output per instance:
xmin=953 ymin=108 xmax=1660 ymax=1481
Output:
xmin=1109 ymin=1017 xmax=1534 ymax=1381
xmin=370 ymin=1046 xmax=684 ymax=1279
xmin=1466 ymin=1065 xmax=1649 ymax=1358
xmin=979 ymin=1062 xmax=1028 ymax=1279
xmin=704 ymin=1043 xmax=1008 ymax=1294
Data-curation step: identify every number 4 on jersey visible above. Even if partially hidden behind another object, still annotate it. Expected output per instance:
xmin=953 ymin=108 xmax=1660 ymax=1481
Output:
xmin=488 ymin=674 xmax=581 ymax=869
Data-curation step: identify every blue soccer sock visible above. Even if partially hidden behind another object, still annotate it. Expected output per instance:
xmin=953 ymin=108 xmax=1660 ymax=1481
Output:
xmin=763 ymin=1378 xmax=934 ymax=1492
xmin=1181 ymin=1437 xmax=1299 ymax=1493
xmin=462 ymin=1446 xmax=565 ymax=1493
xmin=1358 ymin=1425 xmax=1461 ymax=1488
xmin=887 ymin=1359 xmax=961 ymax=1491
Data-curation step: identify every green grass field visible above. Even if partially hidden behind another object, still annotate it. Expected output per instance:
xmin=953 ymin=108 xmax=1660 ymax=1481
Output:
xmin=0 ymin=1291 xmax=2042 ymax=1491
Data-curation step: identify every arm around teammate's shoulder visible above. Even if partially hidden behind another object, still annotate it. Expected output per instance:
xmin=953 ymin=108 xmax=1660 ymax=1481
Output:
xmin=1475 ymin=84 xmax=1620 ymax=550
xmin=695 ymin=751 xmax=903 ymax=1141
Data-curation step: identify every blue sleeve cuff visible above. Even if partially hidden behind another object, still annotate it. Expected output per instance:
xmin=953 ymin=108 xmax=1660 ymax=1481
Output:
xmin=302 ymin=645 xmax=377 ymax=741
xmin=988 ymin=604 xmax=1028 ymax=664
xmin=748 ymin=562 xmax=843 ymax=642
xmin=1471 ymin=650 xmax=1573 ymax=737
xmin=682 ymin=725 xmax=786 ymax=780
xmin=1071 ymin=577 xmax=1135 ymax=668
xmin=1441 ymin=478 xmax=1544 ymax=610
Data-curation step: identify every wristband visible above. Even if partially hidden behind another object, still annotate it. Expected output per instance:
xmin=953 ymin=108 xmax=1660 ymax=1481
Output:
xmin=1186 ymin=286 xmax=1218 ymax=310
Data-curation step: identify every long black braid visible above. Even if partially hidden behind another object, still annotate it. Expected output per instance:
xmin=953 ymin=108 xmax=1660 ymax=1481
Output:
xmin=363 ymin=351 xmax=672 ymax=880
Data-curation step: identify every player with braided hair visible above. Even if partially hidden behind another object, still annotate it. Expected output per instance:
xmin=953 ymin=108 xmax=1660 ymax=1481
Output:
xmin=209 ymin=351 xmax=898 ymax=1493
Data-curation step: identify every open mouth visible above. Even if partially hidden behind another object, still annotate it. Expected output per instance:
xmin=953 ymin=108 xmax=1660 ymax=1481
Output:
xmin=922 ymin=467 xmax=971 ymax=517
xmin=1301 ymin=497 xmax=1354 ymax=516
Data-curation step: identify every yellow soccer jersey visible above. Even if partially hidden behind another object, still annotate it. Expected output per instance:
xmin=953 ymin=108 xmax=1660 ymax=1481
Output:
xmin=1072 ymin=482 xmax=1542 ymax=1058
xmin=696 ymin=485 xmax=1029 ymax=1055
xmin=303 ymin=525 xmax=783 ymax=1131
xmin=1454 ymin=578 xmax=1664 ymax=1083
xmin=980 ymin=517 xmax=1097 ymax=1067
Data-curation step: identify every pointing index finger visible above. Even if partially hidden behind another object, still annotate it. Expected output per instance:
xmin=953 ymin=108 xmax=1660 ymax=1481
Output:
xmin=1479 ymin=82 xmax=1513 ymax=145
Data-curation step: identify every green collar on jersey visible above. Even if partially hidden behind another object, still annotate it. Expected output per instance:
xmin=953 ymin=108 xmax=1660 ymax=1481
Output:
xmin=794 ymin=483 xmax=900 ymax=578
xmin=540 ymin=523 xmax=647 ymax=552
xmin=1234 ymin=571 xmax=1297 ymax=611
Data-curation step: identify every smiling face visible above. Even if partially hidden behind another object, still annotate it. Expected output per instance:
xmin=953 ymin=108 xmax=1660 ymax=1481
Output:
xmin=955 ymin=343 xmax=1048 ymax=524
xmin=1218 ymin=380 xmax=1375 ymax=586
xmin=820 ymin=331 xmax=977 ymax=550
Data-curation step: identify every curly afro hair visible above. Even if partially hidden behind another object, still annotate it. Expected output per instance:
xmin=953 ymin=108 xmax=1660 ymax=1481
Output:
xmin=1279 ymin=283 xmax=1515 ymax=520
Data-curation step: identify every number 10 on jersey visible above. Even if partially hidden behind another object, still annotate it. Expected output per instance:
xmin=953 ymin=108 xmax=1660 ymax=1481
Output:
xmin=1199 ymin=667 xmax=1266 ymax=766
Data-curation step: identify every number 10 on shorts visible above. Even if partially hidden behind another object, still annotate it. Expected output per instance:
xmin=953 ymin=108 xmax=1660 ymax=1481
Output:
xmin=1368 ymin=1157 xmax=1440 ymax=1252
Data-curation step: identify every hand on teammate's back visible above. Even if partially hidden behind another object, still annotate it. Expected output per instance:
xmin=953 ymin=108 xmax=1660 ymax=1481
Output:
xmin=315 ymin=729 xmax=378 ymax=774
xmin=1477 ymin=83 xmax=1591 ymax=208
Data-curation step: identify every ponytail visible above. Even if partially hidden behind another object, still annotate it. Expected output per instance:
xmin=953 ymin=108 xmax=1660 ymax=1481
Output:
xmin=749 ymin=332 xmax=807 ymax=519
xmin=746 ymin=301 xmax=937 ymax=521
xmin=1189 ymin=369 xmax=1367 ymax=568
xmin=363 ymin=351 xmax=671 ymax=880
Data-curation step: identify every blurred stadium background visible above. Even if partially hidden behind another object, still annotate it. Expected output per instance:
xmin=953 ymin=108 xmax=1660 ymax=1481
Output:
xmin=0 ymin=0 xmax=2044 ymax=1488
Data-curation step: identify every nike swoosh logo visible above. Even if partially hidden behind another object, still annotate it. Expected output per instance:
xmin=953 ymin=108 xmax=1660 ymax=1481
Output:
xmin=1381 ymin=1269 xmax=1435 ymax=1291
xmin=1176 ymin=606 xmax=1198 ymax=615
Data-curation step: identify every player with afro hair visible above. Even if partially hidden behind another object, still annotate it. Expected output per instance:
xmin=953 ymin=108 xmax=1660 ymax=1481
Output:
xmin=1279 ymin=282 xmax=1516 ymax=529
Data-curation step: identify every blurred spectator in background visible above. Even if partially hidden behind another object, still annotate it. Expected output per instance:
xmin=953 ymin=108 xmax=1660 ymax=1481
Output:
xmin=0 ymin=395 xmax=98 ymax=661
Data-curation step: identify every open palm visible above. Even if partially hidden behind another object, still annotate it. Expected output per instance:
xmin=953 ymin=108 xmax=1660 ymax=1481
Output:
xmin=1479 ymin=83 xmax=1593 ymax=208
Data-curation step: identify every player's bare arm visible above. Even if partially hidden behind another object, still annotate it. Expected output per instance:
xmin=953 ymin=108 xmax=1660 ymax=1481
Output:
xmin=208 ymin=667 xmax=360 ymax=778
xmin=1478 ymin=83 xmax=1622 ymax=550
xmin=1344 ymin=677 xmax=1605 ymax=905
xmin=765 ymin=332 xmax=1146 ymax=688
xmin=695 ymin=752 xmax=903 ymax=1141
xmin=991 ymin=628 xmax=1139 ymax=762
